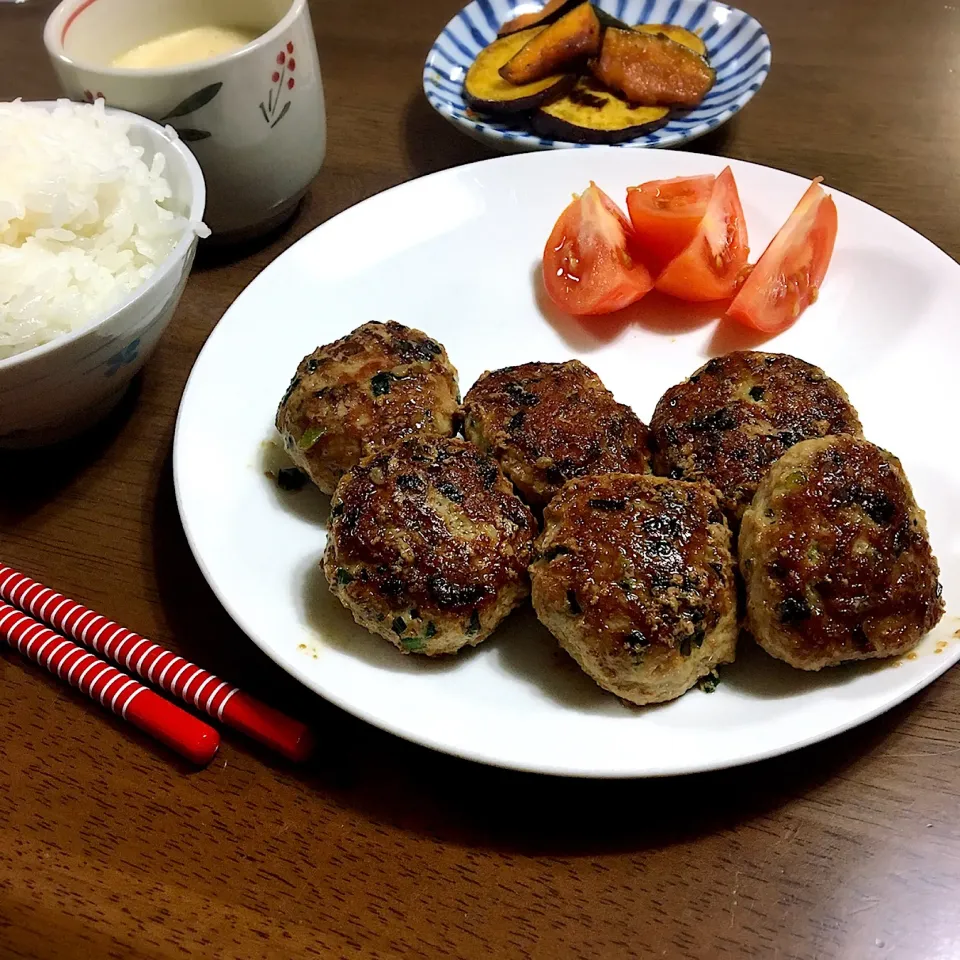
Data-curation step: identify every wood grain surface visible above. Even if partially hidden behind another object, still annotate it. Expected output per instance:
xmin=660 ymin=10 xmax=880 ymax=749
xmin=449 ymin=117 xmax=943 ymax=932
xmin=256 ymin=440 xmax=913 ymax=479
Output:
xmin=3 ymin=1 xmax=960 ymax=957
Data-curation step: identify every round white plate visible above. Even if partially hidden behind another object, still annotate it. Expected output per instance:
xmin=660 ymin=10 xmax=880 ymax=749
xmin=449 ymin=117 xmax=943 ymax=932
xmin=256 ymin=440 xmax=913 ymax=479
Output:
xmin=175 ymin=147 xmax=960 ymax=778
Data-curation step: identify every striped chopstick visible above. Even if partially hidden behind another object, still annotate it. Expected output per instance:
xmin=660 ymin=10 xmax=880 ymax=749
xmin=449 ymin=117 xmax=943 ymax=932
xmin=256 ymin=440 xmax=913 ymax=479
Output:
xmin=0 ymin=601 xmax=219 ymax=765
xmin=0 ymin=565 xmax=315 ymax=762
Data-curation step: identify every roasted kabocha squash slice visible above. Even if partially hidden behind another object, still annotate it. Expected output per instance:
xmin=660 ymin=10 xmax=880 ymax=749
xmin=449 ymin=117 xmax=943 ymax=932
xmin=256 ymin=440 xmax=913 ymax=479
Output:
xmin=464 ymin=28 xmax=575 ymax=114
xmin=499 ymin=2 xmax=602 ymax=85
xmin=533 ymin=77 xmax=669 ymax=142
xmin=592 ymin=27 xmax=715 ymax=107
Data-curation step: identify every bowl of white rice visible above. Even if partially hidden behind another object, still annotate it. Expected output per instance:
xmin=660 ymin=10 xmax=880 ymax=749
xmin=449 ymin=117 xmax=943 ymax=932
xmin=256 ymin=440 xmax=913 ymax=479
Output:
xmin=0 ymin=98 xmax=207 ymax=447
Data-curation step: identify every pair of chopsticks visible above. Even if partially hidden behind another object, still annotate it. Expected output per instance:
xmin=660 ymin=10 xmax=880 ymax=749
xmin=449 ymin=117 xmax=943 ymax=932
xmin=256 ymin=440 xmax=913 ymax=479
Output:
xmin=0 ymin=564 xmax=314 ymax=766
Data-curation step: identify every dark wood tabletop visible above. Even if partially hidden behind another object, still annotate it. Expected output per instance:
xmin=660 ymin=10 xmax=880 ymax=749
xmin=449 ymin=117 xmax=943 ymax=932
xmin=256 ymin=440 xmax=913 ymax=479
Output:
xmin=3 ymin=1 xmax=960 ymax=957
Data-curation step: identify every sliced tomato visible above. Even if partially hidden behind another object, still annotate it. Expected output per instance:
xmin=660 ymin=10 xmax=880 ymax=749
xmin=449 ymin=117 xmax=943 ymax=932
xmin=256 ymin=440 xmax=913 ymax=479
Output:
xmin=727 ymin=178 xmax=838 ymax=333
xmin=542 ymin=182 xmax=653 ymax=316
xmin=654 ymin=167 xmax=749 ymax=302
xmin=626 ymin=174 xmax=715 ymax=273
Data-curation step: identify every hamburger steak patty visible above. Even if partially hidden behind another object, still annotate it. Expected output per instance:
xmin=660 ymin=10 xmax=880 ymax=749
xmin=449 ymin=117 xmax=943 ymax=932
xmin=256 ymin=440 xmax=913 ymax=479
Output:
xmin=463 ymin=360 xmax=650 ymax=508
xmin=276 ymin=320 xmax=460 ymax=494
xmin=739 ymin=435 xmax=944 ymax=670
xmin=324 ymin=436 xmax=537 ymax=656
xmin=650 ymin=351 xmax=863 ymax=523
xmin=530 ymin=473 xmax=738 ymax=704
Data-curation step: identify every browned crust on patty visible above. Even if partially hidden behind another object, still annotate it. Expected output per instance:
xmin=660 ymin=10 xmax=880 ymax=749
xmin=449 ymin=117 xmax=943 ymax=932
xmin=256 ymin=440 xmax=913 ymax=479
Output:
xmin=323 ymin=436 xmax=537 ymax=655
xmin=739 ymin=436 xmax=944 ymax=670
xmin=462 ymin=360 xmax=650 ymax=508
xmin=650 ymin=351 xmax=863 ymax=524
xmin=276 ymin=321 xmax=460 ymax=494
xmin=530 ymin=474 xmax=737 ymax=703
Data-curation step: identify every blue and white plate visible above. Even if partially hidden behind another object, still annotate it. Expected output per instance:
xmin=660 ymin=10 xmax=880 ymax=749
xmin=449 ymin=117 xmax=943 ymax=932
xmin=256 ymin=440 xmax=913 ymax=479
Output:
xmin=423 ymin=0 xmax=771 ymax=151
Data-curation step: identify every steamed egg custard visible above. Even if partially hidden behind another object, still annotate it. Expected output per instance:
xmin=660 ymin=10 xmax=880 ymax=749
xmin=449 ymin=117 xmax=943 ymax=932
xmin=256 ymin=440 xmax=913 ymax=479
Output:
xmin=112 ymin=25 xmax=260 ymax=69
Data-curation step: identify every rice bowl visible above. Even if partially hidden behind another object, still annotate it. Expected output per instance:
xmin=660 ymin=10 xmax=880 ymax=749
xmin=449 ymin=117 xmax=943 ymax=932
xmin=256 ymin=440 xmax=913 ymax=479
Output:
xmin=0 ymin=99 xmax=208 ymax=361
xmin=0 ymin=101 xmax=206 ymax=446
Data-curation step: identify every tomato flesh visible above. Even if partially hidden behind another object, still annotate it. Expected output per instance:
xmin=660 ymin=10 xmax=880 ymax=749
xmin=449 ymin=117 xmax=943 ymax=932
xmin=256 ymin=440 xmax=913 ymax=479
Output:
xmin=626 ymin=174 xmax=715 ymax=273
xmin=654 ymin=167 xmax=749 ymax=302
xmin=542 ymin=183 xmax=653 ymax=316
xmin=727 ymin=179 xmax=838 ymax=333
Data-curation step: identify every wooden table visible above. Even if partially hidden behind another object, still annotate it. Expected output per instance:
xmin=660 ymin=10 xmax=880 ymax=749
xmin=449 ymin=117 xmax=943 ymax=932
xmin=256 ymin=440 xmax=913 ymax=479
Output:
xmin=3 ymin=1 xmax=960 ymax=956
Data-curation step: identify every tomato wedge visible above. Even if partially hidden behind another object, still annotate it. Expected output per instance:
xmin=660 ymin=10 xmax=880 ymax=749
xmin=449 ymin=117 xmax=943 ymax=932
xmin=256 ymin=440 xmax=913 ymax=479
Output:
xmin=626 ymin=174 xmax=715 ymax=273
xmin=542 ymin=182 xmax=654 ymax=316
xmin=654 ymin=167 xmax=749 ymax=302
xmin=727 ymin=178 xmax=838 ymax=333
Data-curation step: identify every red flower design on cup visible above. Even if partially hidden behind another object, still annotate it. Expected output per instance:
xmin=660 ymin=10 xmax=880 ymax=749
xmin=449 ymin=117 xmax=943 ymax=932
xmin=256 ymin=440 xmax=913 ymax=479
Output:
xmin=260 ymin=42 xmax=297 ymax=128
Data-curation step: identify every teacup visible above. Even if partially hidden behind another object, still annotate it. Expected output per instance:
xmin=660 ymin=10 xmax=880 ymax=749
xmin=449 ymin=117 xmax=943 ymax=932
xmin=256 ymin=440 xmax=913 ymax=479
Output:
xmin=44 ymin=0 xmax=326 ymax=240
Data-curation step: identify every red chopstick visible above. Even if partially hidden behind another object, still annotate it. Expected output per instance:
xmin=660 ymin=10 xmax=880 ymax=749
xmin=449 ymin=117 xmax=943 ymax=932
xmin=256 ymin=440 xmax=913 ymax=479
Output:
xmin=0 ymin=601 xmax=219 ymax=765
xmin=0 ymin=564 xmax=314 ymax=760
xmin=0 ymin=565 xmax=314 ymax=762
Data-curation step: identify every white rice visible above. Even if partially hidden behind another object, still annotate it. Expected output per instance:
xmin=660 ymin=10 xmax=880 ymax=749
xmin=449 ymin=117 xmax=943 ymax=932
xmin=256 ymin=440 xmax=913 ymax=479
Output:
xmin=0 ymin=98 xmax=209 ymax=361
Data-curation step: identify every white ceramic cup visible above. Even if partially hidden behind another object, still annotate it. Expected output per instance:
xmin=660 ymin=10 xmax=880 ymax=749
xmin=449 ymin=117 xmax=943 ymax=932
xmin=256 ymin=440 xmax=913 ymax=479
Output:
xmin=44 ymin=0 xmax=326 ymax=239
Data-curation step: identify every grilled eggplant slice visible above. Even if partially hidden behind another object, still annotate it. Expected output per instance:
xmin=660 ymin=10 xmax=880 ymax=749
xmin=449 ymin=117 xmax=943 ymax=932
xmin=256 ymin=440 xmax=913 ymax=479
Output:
xmin=533 ymin=77 xmax=669 ymax=143
xmin=635 ymin=23 xmax=708 ymax=57
xmin=499 ymin=2 xmax=601 ymax=85
xmin=592 ymin=27 xmax=715 ymax=107
xmin=464 ymin=29 xmax=575 ymax=114
xmin=497 ymin=0 xmax=580 ymax=36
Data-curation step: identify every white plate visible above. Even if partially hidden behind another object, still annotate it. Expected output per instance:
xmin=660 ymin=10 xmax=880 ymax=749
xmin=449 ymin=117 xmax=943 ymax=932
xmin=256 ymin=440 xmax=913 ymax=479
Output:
xmin=174 ymin=147 xmax=960 ymax=777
